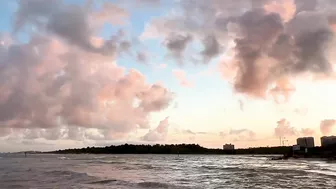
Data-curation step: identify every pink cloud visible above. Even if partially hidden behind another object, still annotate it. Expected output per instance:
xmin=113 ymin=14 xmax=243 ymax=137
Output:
xmin=172 ymin=69 xmax=194 ymax=87
xmin=264 ymin=0 xmax=296 ymax=22
xmin=142 ymin=117 xmax=169 ymax=141
xmin=274 ymin=119 xmax=297 ymax=137
xmin=90 ymin=2 xmax=129 ymax=26
xmin=320 ymin=119 xmax=336 ymax=135
xmin=0 ymin=1 xmax=173 ymax=141
xmin=300 ymin=128 xmax=315 ymax=136
xmin=142 ymin=0 xmax=336 ymax=102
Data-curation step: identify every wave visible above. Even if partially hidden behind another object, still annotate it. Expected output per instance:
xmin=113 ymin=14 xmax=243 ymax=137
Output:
xmin=138 ymin=181 xmax=173 ymax=188
xmin=45 ymin=169 xmax=96 ymax=181
xmin=88 ymin=179 xmax=118 ymax=185
xmin=87 ymin=179 xmax=188 ymax=189
xmin=306 ymin=170 xmax=336 ymax=178
xmin=46 ymin=170 xmax=86 ymax=176
xmin=136 ymin=164 xmax=163 ymax=170
xmin=200 ymin=165 xmax=246 ymax=171
xmin=137 ymin=181 xmax=196 ymax=189
xmin=88 ymin=160 xmax=126 ymax=164
xmin=199 ymin=165 xmax=313 ymax=177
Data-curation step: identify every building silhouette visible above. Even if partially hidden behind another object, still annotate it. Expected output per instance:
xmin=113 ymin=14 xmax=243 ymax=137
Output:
xmin=321 ymin=136 xmax=336 ymax=147
xmin=223 ymin=144 xmax=234 ymax=150
xmin=296 ymin=137 xmax=314 ymax=148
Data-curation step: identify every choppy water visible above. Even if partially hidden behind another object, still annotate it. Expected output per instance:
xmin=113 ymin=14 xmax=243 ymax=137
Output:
xmin=0 ymin=154 xmax=335 ymax=189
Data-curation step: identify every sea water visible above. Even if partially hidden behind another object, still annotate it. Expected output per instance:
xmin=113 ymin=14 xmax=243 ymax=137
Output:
xmin=0 ymin=154 xmax=335 ymax=189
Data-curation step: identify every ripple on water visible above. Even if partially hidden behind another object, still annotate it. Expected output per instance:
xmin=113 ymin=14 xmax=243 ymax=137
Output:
xmin=0 ymin=155 xmax=336 ymax=189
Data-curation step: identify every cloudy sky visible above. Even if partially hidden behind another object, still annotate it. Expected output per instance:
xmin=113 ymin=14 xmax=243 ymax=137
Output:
xmin=1 ymin=0 xmax=336 ymax=152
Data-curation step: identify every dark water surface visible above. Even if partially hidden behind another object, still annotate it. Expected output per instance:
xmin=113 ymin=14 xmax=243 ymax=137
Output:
xmin=0 ymin=154 xmax=335 ymax=189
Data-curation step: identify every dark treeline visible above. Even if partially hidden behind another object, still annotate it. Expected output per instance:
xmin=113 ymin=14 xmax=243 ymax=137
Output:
xmin=48 ymin=144 xmax=293 ymax=155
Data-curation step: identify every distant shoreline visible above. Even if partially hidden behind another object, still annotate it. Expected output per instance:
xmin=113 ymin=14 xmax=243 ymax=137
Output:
xmin=5 ymin=143 xmax=334 ymax=161
xmin=42 ymin=143 xmax=335 ymax=160
xmin=46 ymin=144 xmax=290 ymax=155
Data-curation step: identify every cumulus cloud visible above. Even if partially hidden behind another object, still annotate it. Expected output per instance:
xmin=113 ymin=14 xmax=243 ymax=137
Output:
xmin=201 ymin=34 xmax=222 ymax=63
xmin=264 ymin=0 xmax=296 ymax=22
xmin=274 ymin=119 xmax=315 ymax=137
xmin=14 ymin=0 xmax=130 ymax=55
xmin=142 ymin=0 xmax=336 ymax=101
xmin=164 ymin=34 xmax=192 ymax=63
xmin=172 ymin=69 xmax=194 ymax=87
xmin=0 ymin=1 xmax=173 ymax=142
xmin=274 ymin=119 xmax=297 ymax=137
xmin=142 ymin=117 xmax=169 ymax=141
xmin=320 ymin=119 xmax=336 ymax=135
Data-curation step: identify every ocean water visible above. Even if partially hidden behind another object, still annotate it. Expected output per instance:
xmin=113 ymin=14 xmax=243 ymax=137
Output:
xmin=0 ymin=154 xmax=335 ymax=189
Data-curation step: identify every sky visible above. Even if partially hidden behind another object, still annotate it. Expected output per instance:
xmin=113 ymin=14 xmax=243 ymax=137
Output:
xmin=1 ymin=0 xmax=336 ymax=152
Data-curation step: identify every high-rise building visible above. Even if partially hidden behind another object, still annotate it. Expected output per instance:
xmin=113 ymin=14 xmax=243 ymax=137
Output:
xmin=296 ymin=137 xmax=315 ymax=148
xmin=321 ymin=136 xmax=336 ymax=147
xmin=223 ymin=144 xmax=234 ymax=150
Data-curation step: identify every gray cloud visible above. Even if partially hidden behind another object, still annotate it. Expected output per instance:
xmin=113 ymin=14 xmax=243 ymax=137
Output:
xmin=164 ymin=33 xmax=192 ymax=63
xmin=295 ymin=0 xmax=317 ymax=13
xmin=201 ymin=34 xmax=222 ymax=63
xmin=182 ymin=129 xmax=208 ymax=135
xmin=225 ymin=5 xmax=335 ymax=99
xmin=230 ymin=9 xmax=284 ymax=98
xmin=47 ymin=5 xmax=95 ymax=51
xmin=183 ymin=129 xmax=195 ymax=135
xmin=13 ymin=0 xmax=61 ymax=33
xmin=14 ymin=0 xmax=128 ymax=55
xmin=136 ymin=51 xmax=149 ymax=63
xmin=0 ymin=1 xmax=174 ymax=142
xmin=141 ymin=0 xmax=255 ymax=63
xmin=119 ymin=40 xmax=132 ymax=54
xmin=143 ymin=0 xmax=336 ymax=100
